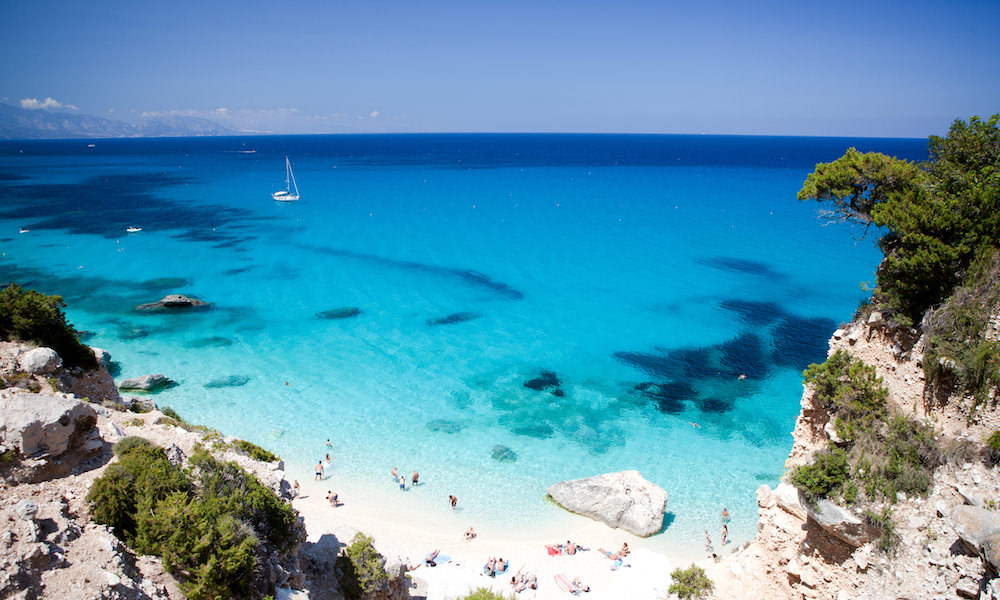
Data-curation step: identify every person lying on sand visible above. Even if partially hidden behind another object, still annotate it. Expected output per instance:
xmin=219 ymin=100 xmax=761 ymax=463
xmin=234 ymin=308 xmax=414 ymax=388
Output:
xmin=510 ymin=569 xmax=526 ymax=592
xmin=571 ymin=577 xmax=590 ymax=593
xmin=483 ymin=557 xmax=496 ymax=577
xmin=464 ymin=526 xmax=477 ymax=541
xmin=597 ymin=548 xmax=627 ymax=570
xmin=564 ymin=540 xmax=579 ymax=555
xmin=424 ymin=549 xmax=440 ymax=567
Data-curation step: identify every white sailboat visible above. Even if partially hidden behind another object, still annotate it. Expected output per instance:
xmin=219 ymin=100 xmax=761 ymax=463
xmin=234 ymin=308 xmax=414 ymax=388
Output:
xmin=272 ymin=156 xmax=300 ymax=202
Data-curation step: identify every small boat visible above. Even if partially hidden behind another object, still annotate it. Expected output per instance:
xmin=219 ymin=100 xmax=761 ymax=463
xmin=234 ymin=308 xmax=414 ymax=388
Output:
xmin=19 ymin=226 xmax=29 ymax=233
xmin=272 ymin=156 xmax=300 ymax=202
xmin=126 ymin=226 xmax=142 ymax=233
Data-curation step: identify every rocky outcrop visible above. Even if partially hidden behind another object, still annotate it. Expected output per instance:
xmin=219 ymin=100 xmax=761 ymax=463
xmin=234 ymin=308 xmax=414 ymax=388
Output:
xmin=546 ymin=470 xmax=668 ymax=537
xmin=0 ymin=391 xmax=97 ymax=457
xmin=804 ymin=499 xmax=879 ymax=548
xmin=118 ymin=373 xmax=175 ymax=392
xmin=135 ymin=294 xmax=209 ymax=310
xmin=91 ymin=347 xmax=112 ymax=368
xmin=18 ymin=347 xmax=62 ymax=374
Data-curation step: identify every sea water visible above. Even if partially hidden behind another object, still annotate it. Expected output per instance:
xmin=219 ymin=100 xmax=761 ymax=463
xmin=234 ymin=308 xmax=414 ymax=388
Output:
xmin=0 ymin=134 xmax=927 ymax=554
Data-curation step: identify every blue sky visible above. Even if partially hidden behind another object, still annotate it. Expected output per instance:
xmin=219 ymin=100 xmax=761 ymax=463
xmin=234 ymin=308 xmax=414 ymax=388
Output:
xmin=2 ymin=0 xmax=998 ymax=136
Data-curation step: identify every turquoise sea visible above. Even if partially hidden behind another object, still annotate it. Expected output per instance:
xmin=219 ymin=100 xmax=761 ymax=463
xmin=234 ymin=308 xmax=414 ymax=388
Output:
xmin=0 ymin=134 xmax=926 ymax=553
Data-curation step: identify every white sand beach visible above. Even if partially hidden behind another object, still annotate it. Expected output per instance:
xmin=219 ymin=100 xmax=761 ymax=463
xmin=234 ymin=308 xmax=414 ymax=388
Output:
xmin=292 ymin=469 xmax=702 ymax=599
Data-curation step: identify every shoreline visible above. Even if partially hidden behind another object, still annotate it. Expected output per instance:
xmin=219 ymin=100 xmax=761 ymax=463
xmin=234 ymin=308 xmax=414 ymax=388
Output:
xmin=289 ymin=462 xmax=714 ymax=599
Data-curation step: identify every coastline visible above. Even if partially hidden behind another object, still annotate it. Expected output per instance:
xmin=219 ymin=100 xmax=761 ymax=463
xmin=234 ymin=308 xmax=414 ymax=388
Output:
xmin=290 ymin=469 xmax=689 ymax=599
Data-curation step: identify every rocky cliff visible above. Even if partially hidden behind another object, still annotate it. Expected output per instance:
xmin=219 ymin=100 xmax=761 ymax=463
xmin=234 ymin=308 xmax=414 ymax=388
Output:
xmin=708 ymin=316 xmax=1000 ymax=600
xmin=0 ymin=342 xmax=411 ymax=600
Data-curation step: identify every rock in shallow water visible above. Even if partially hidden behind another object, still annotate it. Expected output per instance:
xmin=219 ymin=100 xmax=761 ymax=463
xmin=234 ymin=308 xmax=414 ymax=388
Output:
xmin=546 ymin=470 xmax=668 ymax=537
xmin=316 ymin=307 xmax=362 ymax=320
xmin=427 ymin=312 xmax=480 ymax=326
xmin=118 ymin=374 xmax=175 ymax=392
xmin=491 ymin=444 xmax=518 ymax=462
xmin=203 ymin=375 xmax=251 ymax=389
xmin=135 ymin=294 xmax=210 ymax=311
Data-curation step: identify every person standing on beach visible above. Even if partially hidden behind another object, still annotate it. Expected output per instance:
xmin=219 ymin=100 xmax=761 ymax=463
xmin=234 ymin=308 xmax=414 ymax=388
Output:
xmin=412 ymin=470 xmax=419 ymax=486
xmin=721 ymin=523 xmax=728 ymax=545
xmin=391 ymin=466 xmax=398 ymax=481
xmin=449 ymin=495 xmax=457 ymax=510
xmin=399 ymin=475 xmax=406 ymax=491
xmin=315 ymin=461 xmax=324 ymax=480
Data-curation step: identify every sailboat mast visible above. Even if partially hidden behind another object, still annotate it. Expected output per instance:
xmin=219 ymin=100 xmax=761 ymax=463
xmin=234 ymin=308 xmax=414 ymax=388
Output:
xmin=288 ymin=158 xmax=299 ymax=196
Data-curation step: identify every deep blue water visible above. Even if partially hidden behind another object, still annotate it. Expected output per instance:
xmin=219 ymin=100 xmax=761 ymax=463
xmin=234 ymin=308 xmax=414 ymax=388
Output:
xmin=0 ymin=133 xmax=927 ymax=553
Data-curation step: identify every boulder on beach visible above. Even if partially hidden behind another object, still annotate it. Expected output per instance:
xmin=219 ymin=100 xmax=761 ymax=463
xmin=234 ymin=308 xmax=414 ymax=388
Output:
xmin=18 ymin=347 xmax=62 ymax=374
xmin=135 ymin=294 xmax=210 ymax=311
xmin=546 ymin=470 xmax=668 ymax=537
xmin=118 ymin=373 xmax=175 ymax=392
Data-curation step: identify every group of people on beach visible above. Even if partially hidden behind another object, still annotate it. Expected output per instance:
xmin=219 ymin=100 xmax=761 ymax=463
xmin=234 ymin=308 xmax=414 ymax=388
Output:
xmin=509 ymin=568 xmax=539 ymax=593
xmin=390 ymin=466 xmax=419 ymax=490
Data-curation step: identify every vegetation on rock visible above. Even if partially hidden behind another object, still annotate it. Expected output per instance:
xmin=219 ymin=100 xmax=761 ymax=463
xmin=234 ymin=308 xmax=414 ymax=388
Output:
xmin=334 ymin=532 xmax=391 ymax=599
xmin=669 ymin=564 xmax=713 ymax=599
xmin=112 ymin=436 xmax=151 ymax=456
xmin=0 ymin=283 xmax=97 ymax=369
xmin=232 ymin=439 xmax=279 ymax=462
xmin=87 ymin=442 xmax=297 ymax=600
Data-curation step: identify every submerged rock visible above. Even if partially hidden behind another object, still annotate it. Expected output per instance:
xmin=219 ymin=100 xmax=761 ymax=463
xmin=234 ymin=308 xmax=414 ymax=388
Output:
xmin=118 ymin=374 xmax=175 ymax=392
xmin=188 ymin=336 xmax=233 ymax=348
xmin=119 ymin=327 xmax=150 ymax=340
xmin=203 ymin=375 xmax=251 ymax=389
xmin=524 ymin=370 xmax=560 ymax=391
xmin=135 ymin=294 xmax=210 ymax=311
xmin=546 ymin=470 xmax=668 ymax=537
xmin=426 ymin=419 xmax=464 ymax=434
xmin=316 ymin=307 xmax=362 ymax=320
xmin=427 ymin=312 xmax=480 ymax=326
xmin=491 ymin=444 xmax=518 ymax=462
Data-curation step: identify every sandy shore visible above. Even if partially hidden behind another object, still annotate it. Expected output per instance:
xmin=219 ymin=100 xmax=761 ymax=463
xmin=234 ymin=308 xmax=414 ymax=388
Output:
xmin=291 ymin=466 xmax=706 ymax=599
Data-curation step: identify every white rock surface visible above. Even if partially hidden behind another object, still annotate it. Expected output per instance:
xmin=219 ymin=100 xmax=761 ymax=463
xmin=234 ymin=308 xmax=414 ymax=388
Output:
xmin=546 ymin=470 xmax=668 ymax=537
xmin=18 ymin=347 xmax=62 ymax=374
xmin=0 ymin=391 xmax=97 ymax=456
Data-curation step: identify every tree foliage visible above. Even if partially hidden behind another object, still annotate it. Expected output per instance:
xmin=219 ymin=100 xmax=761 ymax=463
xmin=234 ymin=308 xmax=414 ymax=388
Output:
xmin=87 ymin=443 xmax=297 ymax=600
xmin=0 ymin=283 xmax=97 ymax=369
xmin=798 ymin=114 xmax=1000 ymax=326
xmin=335 ymin=532 xmax=390 ymax=599
xmin=669 ymin=564 xmax=713 ymax=599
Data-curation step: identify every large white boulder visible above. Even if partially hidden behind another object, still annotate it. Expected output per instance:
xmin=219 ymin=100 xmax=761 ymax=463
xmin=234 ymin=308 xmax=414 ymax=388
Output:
xmin=18 ymin=347 xmax=62 ymax=374
xmin=0 ymin=391 xmax=97 ymax=457
xmin=91 ymin=347 xmax=112 ymax=368
xmin=546 ymin=470 xmax=668 ymax=537
xmin=118 ymin=374 xmax=174 ymax=391
xmin=805 ymin=499 xmax=878 ymax=547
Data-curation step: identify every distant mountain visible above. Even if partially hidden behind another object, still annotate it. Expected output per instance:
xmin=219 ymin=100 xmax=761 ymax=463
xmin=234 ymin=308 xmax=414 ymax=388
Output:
xmin=0 ymin=103 xmax=239 ymax=139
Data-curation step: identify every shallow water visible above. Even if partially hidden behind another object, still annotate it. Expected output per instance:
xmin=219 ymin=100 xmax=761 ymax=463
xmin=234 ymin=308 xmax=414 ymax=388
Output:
xmin=0 ymin=134 xmax=926 ymax=552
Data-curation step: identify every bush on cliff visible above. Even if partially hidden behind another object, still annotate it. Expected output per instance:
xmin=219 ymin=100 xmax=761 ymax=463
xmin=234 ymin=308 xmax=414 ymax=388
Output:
xmin=669 ymin=564 xmax=713 ymax=599
xmin=335 ymin=532 xmax=391 ymax=599
xmin=791 ymin=352 xmax=940 ymax=507
xmin=88 ymin=443 xmax=297 ymax=600
xmin=0 ymin=283 xmax=97 ymax=369
xmin=798 ymin=114 xmax=1000 ymax=332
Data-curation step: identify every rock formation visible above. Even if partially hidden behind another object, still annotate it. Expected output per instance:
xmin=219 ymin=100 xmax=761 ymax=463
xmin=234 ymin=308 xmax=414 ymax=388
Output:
xmin=546 ymin=470 xmax=668 ymax=537
xmin=118 ymin=373 xmax=175 ymax=392
xmin=135 ymin=294 xmax=210 ymax=310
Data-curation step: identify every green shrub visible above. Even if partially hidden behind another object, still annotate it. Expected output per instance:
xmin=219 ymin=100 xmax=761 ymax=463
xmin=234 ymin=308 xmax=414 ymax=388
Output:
xmin=335 ymin=532 xmax=390 ymax=599
xmin=988 ymin=431 xmax=1000 ymax=452
xmin=0 ymin=283 xmax=97 ymax=369
xmin=669 ymin=564 xmax=713 ymax=599
xmin=459 ymin=589 xmax=513 ymax=600
xmin=113 ymin=436 xmax=151 ymax=456
xmin=231 ymin=439 xmax=279 ymax=463
xmin=864 ymin=507 xmax=901 ymax=554
xmin=791 ymin=448 xmax=853 ymax=504
xmin=88 ymin=442 xmax=297 ymax=600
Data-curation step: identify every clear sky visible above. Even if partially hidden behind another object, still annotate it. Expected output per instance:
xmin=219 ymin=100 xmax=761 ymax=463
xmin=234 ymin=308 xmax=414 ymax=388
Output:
xmin=2 ymin=0 xmax=998 ymax=137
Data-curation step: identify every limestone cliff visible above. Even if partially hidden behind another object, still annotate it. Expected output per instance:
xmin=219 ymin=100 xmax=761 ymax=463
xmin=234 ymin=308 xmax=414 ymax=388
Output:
xmin=707 ymin=316 xmax=1000 ymax=600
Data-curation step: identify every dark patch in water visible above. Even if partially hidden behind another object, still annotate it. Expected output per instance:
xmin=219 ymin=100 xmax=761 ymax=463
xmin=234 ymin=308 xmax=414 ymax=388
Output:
xmin=697 ymin=256 xmax=784 ymax=280
xmin=634 ymin=381 xmax=694 ymax=414
xmin=524 ymin=370 xmax=560 ymax=391
xmin=491 ymin=444 xmax=518 ymax=462
xmin=203 ymin=375 xmax=251 ymax=389
xmin=771 ymin=315 xmax=837 ymax=368
xmin=223 ymin=267 xmax=251 ymax=276
xmin=719 ymin=334 xmax=769 ymax=381
xmin=316 ymin=307 xmax=362 ymax=320
xmin=188 ymin=336 xmax=233 ymax=348
xmin=299 ymin=245 xmax=524 ymax=300
xmin=694 ymin=397 xmax=733 ymax=413
xmin=0 ymin=171 xmax=258 ymax=244
xmin=511 ymin=421 xmax=555 ymax=438
xmin=119 ymin=327 xmax=150 ymax=340
xmin=426 ymin=419 xmax=464 ymax=434
xmin=721 ymin=299 xmax=786 ymax=326
xmin=77 ymin=330 xmax=96 ymax=341
xmin=0 ymin=172 xmax=27 ymax=181
xmin=427 ymin=312 xmax=480 ymax=326
xmin=139 ymin=277 xmax=191 ymax=291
